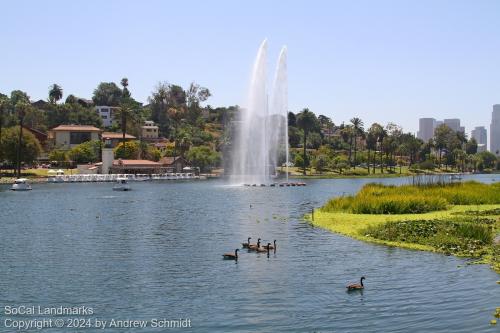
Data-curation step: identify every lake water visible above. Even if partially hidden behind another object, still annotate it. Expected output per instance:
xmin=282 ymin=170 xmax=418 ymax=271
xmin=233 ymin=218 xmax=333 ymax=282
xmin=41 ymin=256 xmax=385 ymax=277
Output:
xmin=0 ymin=175 xmax=499 ymax=332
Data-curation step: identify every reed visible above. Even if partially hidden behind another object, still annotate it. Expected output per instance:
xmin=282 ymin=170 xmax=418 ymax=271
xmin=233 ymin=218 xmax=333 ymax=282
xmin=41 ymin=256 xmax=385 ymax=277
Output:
xmin=322 ymin=181 xmax=500 ymax=214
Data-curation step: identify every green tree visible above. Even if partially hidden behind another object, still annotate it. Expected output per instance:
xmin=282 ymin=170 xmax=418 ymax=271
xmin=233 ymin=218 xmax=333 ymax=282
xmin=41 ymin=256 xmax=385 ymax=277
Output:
xmin=92 ymin=82 xmax=123 ymax=106
xmin=0 ymin=95 xmax=8 ymax=159
xmin=0 ymin=126 xmax=41 ymax=172
xmin=465 ymin=138 xmax=478 ymax=155
xmin=399 ymin=133 xmax=423 ymax=167
xmin=288 ymin=112 xmax=297 ymax=127
xmin=312 ymin=154 xmax=329 ymax=174
xmin=369 ymin=123 xmax=385 ymax=173
xmin=68 ymin=140 xmax=101 ymax=163
xmin=186 ymin=145 xmax=220 ymax=172
xmin=476 ymin=151 xmax=497 ymax=169
xmin=366 ymin=126 xmax=378 ymax=174
xmin=148 ymin=82 xmax=188 ymax=137
xmin=48 ymin=150 xmax=68 ymax=164
xmin=434 ymin=124 xmax=453 ymax=168
xmin=329 ymin=155 xmax=348 ymax=174
xmin=118 ymin=78 xmax=131 ymax=144
xmin=10 ymin=90 xmax=30 ymax=106
xmin=121 ymin=78 xmax=130 ymax=98
xmin=288 ymin=126 xmax=301 ymax=148
xmin=296 ymin=108 xmax=318 ymax=175
xmin=339 ymin=125 xmax=353 ymax=165
xmin=294 ymin=154 xmax=304 ymax=168
xmin=114 ymin=141 xmax=140 ymax=160
xmin=15 ymin=101 xmax=32 ymax=176
xmin=48 ymin=84 xmax=63 ymax=104
xmin=307 ymin=132 xmax=322 ymax=149
xmin=65 ymin=94 xmax=78 ymax=104
xmin=186 ymin=82 xmax=211 ymax=125
xmin=350 ymin=117 xmax=364 ymax=169
xmin=318 ymin=114 xmax=334 ymax=132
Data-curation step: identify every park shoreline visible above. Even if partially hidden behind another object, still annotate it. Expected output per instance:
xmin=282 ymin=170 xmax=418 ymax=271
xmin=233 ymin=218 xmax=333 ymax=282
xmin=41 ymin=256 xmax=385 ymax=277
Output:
xmin=307 ymin=204 xmax=500 ymax=274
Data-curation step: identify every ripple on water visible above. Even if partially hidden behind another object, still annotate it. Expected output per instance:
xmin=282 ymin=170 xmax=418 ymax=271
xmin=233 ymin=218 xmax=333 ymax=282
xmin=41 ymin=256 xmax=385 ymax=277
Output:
xmin=0 ymin=177 xmax=499 ymax=332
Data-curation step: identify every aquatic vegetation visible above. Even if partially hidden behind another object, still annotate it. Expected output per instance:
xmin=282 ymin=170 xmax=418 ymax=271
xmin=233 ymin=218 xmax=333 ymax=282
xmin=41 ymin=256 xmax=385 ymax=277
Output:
xmin=323 ymin=181 xmax=500 ymax=214
xmin=363 ymin=219 xmax=493 ymax=257
xmin=452 ymin=208 xmax=500 ymax=216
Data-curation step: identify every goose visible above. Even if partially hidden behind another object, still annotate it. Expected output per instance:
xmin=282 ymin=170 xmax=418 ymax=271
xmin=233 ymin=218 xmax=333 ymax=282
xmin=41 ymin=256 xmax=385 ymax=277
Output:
xmin=264 ymin=240 xmax=277 ymax=250
xmin=242 ymin=237 xmax=252 ymax=248
xmin=256 ymin=243 xmax=271 ymax=253
xmin=248 ymin=238 xmax=261 ymax=251
xmin=222 ymin=249 xmax=239 ymax=260
xmin=347 ymin=277 xmax=365 ymax=290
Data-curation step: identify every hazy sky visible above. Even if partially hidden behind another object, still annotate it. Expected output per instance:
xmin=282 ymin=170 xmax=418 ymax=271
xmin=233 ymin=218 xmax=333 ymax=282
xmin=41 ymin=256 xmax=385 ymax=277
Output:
xmin=1 ymin=0 xmax=499 ymax=135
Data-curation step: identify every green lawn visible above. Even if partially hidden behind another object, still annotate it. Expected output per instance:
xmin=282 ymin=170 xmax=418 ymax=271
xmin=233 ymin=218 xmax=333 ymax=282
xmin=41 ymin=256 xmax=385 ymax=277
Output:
xmin=286 ymin=166 xmax=439 ymax=179
xmin=0 ymin=168 xmax=74 ymax=178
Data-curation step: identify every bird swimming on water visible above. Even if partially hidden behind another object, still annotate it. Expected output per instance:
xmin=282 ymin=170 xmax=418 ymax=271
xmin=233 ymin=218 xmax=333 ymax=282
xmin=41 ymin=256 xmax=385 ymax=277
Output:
xmin=242 ymin=237 xmax=252 ymax=248
xmin=222 ymin=249 xmax=239 ymax=260
xmin=248 ymin=238 xmax=261 ymax=251
xmin=346 ymin=277 xmax=365 ymax=290
xmin=265 ymin=240 xmax=277 ymax=250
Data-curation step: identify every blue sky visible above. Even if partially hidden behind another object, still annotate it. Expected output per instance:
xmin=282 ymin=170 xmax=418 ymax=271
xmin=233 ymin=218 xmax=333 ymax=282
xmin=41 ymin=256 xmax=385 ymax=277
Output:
xmin=1 ymin=0 xmax=499 ymax=134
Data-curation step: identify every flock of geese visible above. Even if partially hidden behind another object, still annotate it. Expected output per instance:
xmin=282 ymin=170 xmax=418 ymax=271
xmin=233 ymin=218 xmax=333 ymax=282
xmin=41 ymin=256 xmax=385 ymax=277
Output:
xmin=223 ymin=237 xmax=277 ymax=260
xmin=223 ymin=237 xmax=366 ymax=291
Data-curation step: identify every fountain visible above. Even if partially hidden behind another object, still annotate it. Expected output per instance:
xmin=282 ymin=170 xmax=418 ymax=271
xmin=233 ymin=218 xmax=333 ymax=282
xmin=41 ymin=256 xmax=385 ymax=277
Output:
xmin=230 ymin=40 xmax=289 ymax=185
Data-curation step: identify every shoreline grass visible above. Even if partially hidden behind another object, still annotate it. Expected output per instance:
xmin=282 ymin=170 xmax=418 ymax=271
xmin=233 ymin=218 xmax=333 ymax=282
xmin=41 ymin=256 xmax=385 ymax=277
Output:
xmin=323 ymin=181 xmax=500 ymax=214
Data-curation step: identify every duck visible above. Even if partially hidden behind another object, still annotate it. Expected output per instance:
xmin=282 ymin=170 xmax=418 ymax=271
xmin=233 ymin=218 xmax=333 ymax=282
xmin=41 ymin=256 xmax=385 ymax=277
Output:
xmin=242 ymin=237 xmax=252 ymax=248
xmin=346 ymin=276 xmax=365 ymax=290
xmin=256 ymin=243 xmax=271 ymax=253
xmin=248 ymin=238 xmax=261 ymax=251
xmin=222 ymin=249 xmax=239 ymax=260
xmin=264 ymin=240 xmax=277 ymax=250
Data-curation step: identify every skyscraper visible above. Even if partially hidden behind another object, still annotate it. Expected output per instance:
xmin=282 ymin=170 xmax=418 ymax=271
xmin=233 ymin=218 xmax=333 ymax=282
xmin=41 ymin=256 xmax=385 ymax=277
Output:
xmin=417 ymin=118 xmax=436 ymax=142
xmin=443 ymin=118 xmax=461 ymax=132
xmin=471 ymin=126 xmax=487 ymax=145
xmin=471 ymin=126 xmax=487 ymax=153
xmin=490 ymin=105 xmax=500 ymax=156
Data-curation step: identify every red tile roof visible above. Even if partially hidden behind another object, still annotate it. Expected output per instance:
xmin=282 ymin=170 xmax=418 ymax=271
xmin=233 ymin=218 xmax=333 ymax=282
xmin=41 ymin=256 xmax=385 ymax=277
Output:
xmin=51 ymin=125 xmax=102 ymax=132
xmin=113 ymin=159 xmax=161 ymax=166
xmin=102 ymin=132 xmax=136 ymax=139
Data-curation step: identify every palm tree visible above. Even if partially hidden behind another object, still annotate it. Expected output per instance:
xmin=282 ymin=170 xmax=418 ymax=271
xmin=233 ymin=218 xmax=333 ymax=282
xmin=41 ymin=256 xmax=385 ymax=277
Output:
xmin=366 ymin=129 xmax=377 ymax=174
xmin=0 ymin=96 xmax=7 ymax=146
xmin=15 ymin=102 xmax=30 ymax=177
xmin=118 ymin=78 xmax=132 ymax=144
xmin=121 ymin=78 xmax=130 ymax=99
xmin=117 ymin=105 xmax=131 ymax=144
xmin=296 ymin=108 xmax=318 ymax=175
xmin=0 ymin=96 xmax=8 ymax=176
xmin=350 ymin=117 xmax=364 ymax=169
xmin=48 ymin=84 xmax=63 ymax=104
xmin=340 ymin=125 xmax=354 ymax=168
xmin=368 ymin=123 xmax=385 ymax=173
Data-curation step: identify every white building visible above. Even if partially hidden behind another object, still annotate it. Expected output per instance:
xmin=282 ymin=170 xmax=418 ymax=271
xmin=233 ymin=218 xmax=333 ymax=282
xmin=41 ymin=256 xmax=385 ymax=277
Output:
xmin=141 ymin=121 xmax=159 ymax=139
xmin=490 ymin=104 xmax=500 ymax=156
xmin=471 ymin=126 xmax=487 ymax=146
xmin=417 ymin=118 xmax=436 ymax=142
xmin=96 ymin=106 xmax=119 ymax=127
